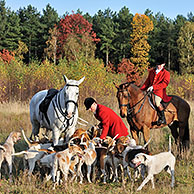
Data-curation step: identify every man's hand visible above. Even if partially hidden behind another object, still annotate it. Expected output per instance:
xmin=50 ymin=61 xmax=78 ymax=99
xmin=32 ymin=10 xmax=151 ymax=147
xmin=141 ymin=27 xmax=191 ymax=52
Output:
xmin=147 ymin=86 xmax=153 ymax=92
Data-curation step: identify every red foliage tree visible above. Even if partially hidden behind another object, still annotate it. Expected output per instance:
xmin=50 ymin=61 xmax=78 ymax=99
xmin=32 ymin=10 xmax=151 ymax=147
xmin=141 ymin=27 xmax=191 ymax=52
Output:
xmin=57 ymin=13 xmax=100 ymax=59
xmin=117 ymin=58 xmax=141 ymax=85
xmin=0 ymin=49 xmax=15 ymax=63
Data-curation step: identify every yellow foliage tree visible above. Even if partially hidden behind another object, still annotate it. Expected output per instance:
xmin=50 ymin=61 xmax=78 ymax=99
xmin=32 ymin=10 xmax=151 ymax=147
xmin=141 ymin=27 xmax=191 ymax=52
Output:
xmin=14 ymin=41 xmax=28 ymax=60
xmin=177 ymin=21 xmax=194 ymax=74
xmin=44 ymin=26 xmax=58 ymax=65
xmin=130 ymin=13 xmax=153 ymax=75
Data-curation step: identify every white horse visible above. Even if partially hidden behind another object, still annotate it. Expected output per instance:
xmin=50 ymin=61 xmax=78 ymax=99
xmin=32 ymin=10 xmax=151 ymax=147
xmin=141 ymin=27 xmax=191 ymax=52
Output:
xmin=30 ymin=75 xmax=85 ymax=146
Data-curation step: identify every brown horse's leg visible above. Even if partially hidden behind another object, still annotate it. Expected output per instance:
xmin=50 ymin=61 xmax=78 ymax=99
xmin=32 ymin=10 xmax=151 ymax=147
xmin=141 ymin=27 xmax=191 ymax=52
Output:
xmin=168 ymin=121 xmax=179 ymax=145
xmin=142 ymin=125 xmax=150 ymax=148
xmin=130 ymin=129 xmax=139 ymax=145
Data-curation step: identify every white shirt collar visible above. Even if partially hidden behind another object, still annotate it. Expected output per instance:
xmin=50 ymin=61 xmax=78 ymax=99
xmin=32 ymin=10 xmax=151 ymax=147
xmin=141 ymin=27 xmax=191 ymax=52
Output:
xmin=155 ymin=67 xmax=163 ymax=74
xmin=94 ymin=104 xmax=97 ymax=115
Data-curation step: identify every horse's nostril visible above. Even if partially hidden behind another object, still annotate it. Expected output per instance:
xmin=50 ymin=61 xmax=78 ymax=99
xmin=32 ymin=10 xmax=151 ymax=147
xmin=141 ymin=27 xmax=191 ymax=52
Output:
xmin=66 ymin=112 xmax=73 ymax=118
xmin=120 ymin=112 xmax=126 ymax=118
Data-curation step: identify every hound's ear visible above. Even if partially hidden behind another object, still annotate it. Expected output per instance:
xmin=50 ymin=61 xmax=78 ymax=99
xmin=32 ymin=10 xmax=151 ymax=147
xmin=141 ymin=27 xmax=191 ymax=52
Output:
xmin=11 ymin=132 xmax=18 ymax=142
xmin=117 ymin=144 xmax=125 ymax=153
xmin=113 ymin=82 xmax=119 ymax=89
xmin=69 ymin=146 xmax=73 ymax=153
xmin=63 ymin=75 xmax=69 ymax=83
xmin=143 ymin=154 xmax=147 ymax=161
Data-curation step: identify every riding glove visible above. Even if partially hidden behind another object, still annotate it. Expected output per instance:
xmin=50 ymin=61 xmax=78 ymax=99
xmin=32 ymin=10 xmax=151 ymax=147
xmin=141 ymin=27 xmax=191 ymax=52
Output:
xmin=147 ymin=86 xmax=153 ymax=92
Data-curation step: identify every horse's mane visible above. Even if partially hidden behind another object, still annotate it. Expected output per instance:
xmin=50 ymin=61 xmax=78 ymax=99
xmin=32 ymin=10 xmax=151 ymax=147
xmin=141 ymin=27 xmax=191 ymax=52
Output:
xmin=119 ymin=81 xmax=140 ymax=90
xmin=118 ymin=82 xmax=144 ymax=97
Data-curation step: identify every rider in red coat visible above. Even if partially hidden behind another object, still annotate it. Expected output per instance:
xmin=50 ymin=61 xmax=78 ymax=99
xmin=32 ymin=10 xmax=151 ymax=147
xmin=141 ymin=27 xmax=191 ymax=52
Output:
xmin=140 ymin=57 xmax=172 ymax=125
xmin=84 ymin=97 xmax=129 ymax=140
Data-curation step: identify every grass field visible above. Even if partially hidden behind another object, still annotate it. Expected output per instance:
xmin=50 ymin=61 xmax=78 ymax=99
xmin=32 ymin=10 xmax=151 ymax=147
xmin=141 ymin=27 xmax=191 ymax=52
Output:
xmin=0 ymin=101 xmax=193 ymax=194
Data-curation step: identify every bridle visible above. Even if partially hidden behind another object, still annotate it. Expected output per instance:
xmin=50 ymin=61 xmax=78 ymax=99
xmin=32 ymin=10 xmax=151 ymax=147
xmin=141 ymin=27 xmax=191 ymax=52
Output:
xmin=117 ymin=88 xmax=148 ymax=117
xmin=64 ymin=84 xmax=79 ymax=115
xmin=52 ymin=84 xmax=79 ymax=125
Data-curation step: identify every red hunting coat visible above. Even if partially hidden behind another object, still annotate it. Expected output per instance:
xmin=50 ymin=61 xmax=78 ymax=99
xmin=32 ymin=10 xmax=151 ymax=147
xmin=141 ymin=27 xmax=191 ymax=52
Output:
xmin=140 ymin=68 xmax=172 ymax=102
xmin=94 ymin=104 xmax=129 ymax=140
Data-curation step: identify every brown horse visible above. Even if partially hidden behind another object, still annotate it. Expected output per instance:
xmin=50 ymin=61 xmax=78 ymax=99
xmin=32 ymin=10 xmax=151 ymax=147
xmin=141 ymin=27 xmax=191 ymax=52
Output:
xmin=115 ymin=82 xmax=190 ymax=151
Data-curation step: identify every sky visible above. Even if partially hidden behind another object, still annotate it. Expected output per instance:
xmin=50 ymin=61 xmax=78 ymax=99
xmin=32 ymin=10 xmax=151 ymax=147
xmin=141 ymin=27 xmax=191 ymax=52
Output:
xmin=5 ymin=0 xmax=194 ymax=20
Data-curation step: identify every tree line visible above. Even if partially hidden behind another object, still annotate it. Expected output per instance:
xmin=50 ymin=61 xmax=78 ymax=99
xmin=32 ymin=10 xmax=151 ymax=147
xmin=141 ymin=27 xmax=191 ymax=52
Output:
xmin=0 ymin=0 xmax=194 ymax=75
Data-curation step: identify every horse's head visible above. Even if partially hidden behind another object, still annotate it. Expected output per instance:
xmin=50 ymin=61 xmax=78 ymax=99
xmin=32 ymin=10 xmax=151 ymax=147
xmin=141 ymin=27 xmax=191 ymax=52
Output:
xmin=114 ymin=82 xmax=132 ymax=118
xmin=63 ymin=75 xmax=85 ymax=119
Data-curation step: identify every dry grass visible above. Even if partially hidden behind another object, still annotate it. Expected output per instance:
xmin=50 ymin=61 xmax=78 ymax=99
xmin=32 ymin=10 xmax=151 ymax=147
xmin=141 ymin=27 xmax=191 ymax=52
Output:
xmin=0 ymin=101 xmax=29 ymax=115
xmin=0 ymin=100 xmax=193 ymax=194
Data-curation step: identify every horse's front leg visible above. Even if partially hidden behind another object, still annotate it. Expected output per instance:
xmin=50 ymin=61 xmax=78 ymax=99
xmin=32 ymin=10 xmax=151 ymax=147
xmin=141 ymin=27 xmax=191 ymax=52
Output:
xmin=64 ymin=127 xmax=76 ymax=144
xmin=130 ymin=129 xmax=139 ymax=145
xmin=52 ymin=126 xmax=61 ymax=146
xmin=30 ymin=120 xmax=40 ymax=141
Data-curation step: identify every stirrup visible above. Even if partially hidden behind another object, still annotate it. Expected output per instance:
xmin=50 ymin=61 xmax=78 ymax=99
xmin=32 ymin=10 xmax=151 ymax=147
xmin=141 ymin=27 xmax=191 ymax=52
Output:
xmin=157 ymin=117 xmax=166 ymax=126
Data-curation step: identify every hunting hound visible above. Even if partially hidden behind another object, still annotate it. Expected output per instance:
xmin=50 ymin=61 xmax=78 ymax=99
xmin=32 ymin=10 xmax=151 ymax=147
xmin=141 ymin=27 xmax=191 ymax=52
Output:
xmin=12 ymin=129 xmax=53 ymax=176
xmin=76 ymin=136 xmax=97 ymax=183
xmin=0 ymin=131 xmax=21 ymax=181
xmin=131 ymin=136 xmax=175 ymax=191
xmin=115 ymin=136 xmax=152 ymax=181
xmin=51 ymin=142 xmax=84 ymax=188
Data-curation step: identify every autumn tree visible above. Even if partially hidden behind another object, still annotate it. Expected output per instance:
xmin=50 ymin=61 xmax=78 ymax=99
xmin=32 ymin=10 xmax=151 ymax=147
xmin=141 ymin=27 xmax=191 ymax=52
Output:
xmin=14 ymin=40 xmax=28 ymax=60
xmin=130 ymin=13 xmax=153 ymax=75
xmin=44 ymin=26 xmax=58 ymax=64
xmin=117 ymin=58 xmax=140 ymax=85
xmin=177 ymin=21 xmax=194 ymax=74
xmin=57 ymin=13 xmax=99 ymax=61
xmin=0 ymin=49 xmax=15 ymax=63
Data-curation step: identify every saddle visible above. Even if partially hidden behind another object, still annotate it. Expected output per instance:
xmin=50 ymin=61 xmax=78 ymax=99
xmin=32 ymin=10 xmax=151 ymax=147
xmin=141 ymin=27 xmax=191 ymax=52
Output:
xmin=148 ymin=92 xmax=171 ymax=110
xmin=39 ymin=88 xmax=59 ymax=124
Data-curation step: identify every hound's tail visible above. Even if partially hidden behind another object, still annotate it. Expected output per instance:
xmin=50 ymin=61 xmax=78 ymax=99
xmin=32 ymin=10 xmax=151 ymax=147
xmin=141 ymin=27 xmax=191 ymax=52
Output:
xmin=12 ymin=151 xmax=28 ymax=156
xmin=168 ymin=135 xmax=172 ymax=152
xmin=143 ymin=136 xmax=152 ymax=149
xmin=0 ymin=145 xmax=6 ymax=152
xmin=21 ymin=128 xmax=32 ymax=147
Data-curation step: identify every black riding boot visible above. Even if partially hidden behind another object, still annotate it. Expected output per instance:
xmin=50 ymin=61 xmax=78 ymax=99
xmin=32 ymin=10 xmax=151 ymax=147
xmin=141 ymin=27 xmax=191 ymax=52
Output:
xmin=157 ymin=110 xmax=166 ymax=125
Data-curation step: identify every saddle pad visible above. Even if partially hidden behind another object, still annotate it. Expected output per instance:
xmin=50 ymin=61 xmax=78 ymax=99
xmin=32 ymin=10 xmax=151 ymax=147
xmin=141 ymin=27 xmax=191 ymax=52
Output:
xmin=39 ymin=88 xmax=59 ymax=113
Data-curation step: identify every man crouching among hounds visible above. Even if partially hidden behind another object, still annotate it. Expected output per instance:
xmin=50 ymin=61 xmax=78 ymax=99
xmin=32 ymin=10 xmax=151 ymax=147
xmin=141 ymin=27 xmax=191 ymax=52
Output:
xmin=84 ymin=97 xmax=129 ymax=140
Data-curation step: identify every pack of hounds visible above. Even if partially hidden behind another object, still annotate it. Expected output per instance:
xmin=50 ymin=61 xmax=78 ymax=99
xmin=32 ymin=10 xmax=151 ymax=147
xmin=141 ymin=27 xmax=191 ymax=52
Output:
xmin=0 ymin=127 xmax=175 ymax=191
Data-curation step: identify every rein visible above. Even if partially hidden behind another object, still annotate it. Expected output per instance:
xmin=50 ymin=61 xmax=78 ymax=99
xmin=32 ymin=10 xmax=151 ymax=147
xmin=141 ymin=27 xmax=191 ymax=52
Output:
xmin=127 ymin=93 xmax=148 ymax=116
xmin=51 ymin=84 xmax=79 ymax=129
xmin=118 ymin=89 xmax=149 ymax=117
xmin=118 ymin=88 xmax=150 ymax=132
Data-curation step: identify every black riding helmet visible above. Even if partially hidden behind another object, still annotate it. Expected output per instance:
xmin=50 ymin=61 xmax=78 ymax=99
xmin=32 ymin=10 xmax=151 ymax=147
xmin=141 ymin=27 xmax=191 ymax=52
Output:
xmin=84 ymin=97 xmax=96 ymax=110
